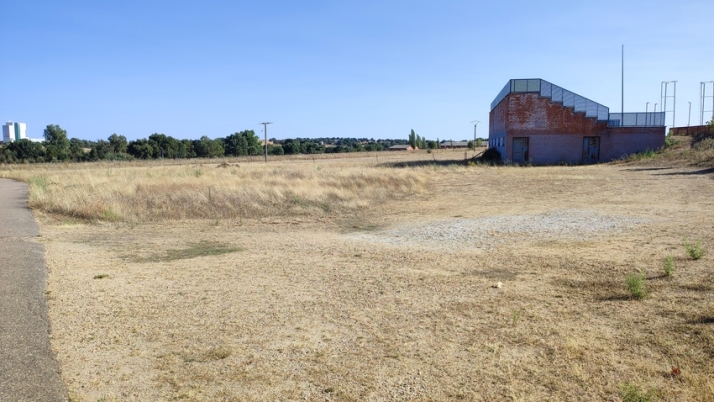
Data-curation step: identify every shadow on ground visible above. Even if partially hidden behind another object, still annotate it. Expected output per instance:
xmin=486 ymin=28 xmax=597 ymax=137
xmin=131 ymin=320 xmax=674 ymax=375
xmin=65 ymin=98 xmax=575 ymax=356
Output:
xmin=378 ymin=159 xmax=473 ymax=168
xmin=655 ymin=167 xmax=714 ymax=176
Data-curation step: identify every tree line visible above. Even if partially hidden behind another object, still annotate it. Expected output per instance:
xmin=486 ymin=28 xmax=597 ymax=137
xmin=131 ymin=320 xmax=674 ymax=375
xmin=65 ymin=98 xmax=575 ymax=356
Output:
xmin=0 ymin=124 xmax=423 ymax=163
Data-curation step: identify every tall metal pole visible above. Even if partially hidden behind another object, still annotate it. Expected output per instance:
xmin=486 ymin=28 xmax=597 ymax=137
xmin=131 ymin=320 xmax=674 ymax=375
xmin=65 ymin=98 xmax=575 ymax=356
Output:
xmin=688 ymin=102 xmax=691 ymax=127
xmin=470 ymin=120 xmax=480 ymax=153
xmin=261 ymin=122 xmax=272 ymax=162
xmin=646 ymin=102 xmax=649 ymax=126
xmin=702 ymin=82 xmax=706 ymax=125
xmin=673 ymin=81 xmax=677 ymax=128
xmin=621 ymin=45 xmax=624 ymax=118
xmin=702 ymin=81 xmax=714 ymax=125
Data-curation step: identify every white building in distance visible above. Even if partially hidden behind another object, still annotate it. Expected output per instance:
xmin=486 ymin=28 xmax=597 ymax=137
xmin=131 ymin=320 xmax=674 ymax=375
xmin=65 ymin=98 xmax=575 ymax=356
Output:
xmin=2 ymin=121 xmax=27 ymax=143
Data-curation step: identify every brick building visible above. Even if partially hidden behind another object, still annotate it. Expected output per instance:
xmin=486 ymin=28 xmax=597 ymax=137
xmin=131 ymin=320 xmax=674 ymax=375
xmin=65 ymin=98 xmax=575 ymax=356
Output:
xmin=489 ymin=79 xmax=666 ymax=164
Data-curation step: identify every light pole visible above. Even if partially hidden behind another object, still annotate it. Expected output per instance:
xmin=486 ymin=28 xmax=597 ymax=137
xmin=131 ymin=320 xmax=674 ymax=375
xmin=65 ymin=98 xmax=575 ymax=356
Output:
xmin=261 ymin=122 xmax=272 ymax=162
xmin=470 ymin=120 xmax=480 ymax=154
xmin=688 ymin=102 xmax=692 ymax=127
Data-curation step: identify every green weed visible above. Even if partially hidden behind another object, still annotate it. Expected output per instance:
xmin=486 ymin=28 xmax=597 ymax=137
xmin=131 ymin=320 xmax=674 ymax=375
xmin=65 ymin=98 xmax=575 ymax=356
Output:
xmin=626 ymin=270 xmax=647 ymax=299
xmin=619 ymin=382 xmax=659 ymax=402
xmin=663 ymin=256 xmax=675 ymax=276
xmin=683 ymin=238 xmax=704 ymax=260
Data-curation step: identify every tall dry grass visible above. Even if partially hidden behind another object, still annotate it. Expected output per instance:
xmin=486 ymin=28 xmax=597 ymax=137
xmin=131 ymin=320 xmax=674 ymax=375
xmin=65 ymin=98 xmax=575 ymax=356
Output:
xmin=0 ymin=161 xmax=428 ymax=221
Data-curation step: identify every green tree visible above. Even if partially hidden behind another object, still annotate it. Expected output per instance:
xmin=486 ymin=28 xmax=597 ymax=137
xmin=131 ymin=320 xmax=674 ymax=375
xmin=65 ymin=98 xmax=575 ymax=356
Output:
xmin=283 ymin=139 xmax=301 ymax=155
xmin=87 ymin=140 xmax=113 ymax=161
xmin=6 ymin=139 xmax=45 ymax=162
xmin=108 ymin=133 xmax=128 ymax=154
xmin=193 ymin=136 xmax=224 ymax=158
xmin=409 ymin=129 xmax=416 ymax=149
xmin=269 ymin=144 xmax=284 ymax=155
xmin=43 ymin=124 xmax=70 ymax=161
xmin=127 ymin=139 xmax=155 ymax=159
xmin=68 ymin=138 xmax=87 ymax=161
xmin=223 ymin=130 xmax=261 ymax=156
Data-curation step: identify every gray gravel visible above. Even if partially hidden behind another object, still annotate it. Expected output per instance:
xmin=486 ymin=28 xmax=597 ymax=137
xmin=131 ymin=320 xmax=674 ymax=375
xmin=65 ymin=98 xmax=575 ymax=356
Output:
xmin=350 ymin=209 xmax=648 ymax=250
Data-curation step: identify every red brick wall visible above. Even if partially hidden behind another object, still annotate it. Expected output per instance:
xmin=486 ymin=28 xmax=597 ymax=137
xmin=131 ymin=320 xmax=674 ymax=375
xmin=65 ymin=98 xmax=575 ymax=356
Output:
xmin=489 ymin=92 xmax=665 ymax=164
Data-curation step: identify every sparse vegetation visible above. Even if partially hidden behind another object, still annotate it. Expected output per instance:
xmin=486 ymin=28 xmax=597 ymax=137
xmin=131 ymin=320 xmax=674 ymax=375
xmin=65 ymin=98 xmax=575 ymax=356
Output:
xmin=93 ymin=274 xmax=109 ymax=280
xmin=620 ymin=382 xmax=659 ymax=402
xmin=663 ymin=256 xmax=674 ymax=276
xmin=626 ymin=270 xmax=647 ymax=299
xmin=683 ymin=238 xmax=705 ymax=260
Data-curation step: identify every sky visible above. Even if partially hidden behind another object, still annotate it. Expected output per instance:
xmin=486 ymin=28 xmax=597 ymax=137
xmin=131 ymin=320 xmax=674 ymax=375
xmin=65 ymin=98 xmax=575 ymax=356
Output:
xmin=1 ymin=0 xmax=713 ymax=142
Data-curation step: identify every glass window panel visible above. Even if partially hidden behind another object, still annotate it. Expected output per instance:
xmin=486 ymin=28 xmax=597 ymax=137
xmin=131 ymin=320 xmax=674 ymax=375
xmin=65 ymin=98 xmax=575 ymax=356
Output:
xmin=527 ymin=79 xmax=540 ymax=92
xmin=513 ymin=80 xmax=528 ymax=92
xmin=541 ymin=81 xmax=552 ymax=97
xmin=563 ymin=91 xmax=574 ymax=107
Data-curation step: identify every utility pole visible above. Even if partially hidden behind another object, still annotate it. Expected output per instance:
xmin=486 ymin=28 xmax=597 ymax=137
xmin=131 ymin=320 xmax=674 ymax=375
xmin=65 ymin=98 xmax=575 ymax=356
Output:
xmin=470 ymin=120 xmax=480 ymax=154
xmin=646 ymin=102 xmax=649 ymax=126
xmin=261 ymin=122 xmax=272 ymax=163
xmin=688 ymin=102 xmax=691 ymax=127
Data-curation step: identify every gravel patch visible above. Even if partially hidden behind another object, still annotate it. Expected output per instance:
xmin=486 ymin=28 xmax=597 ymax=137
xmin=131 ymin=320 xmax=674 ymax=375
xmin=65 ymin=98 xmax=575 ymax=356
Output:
xmin=349 ymin=209 xmax=648 ymax=250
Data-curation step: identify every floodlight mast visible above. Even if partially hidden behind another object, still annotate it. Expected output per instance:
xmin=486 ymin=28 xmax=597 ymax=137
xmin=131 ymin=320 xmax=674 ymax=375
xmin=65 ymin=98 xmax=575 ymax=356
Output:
xmin=261 ymin=122 xmax=272 ymax=162
xmin=701 ymin=81 xmax=714 ymax=125
xmin=470 ymin=120 xmax=480 ymax=152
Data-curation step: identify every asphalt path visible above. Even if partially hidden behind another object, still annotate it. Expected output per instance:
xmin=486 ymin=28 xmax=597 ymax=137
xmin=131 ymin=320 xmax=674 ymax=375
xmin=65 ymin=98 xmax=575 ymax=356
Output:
xmin=0 ymin=179 xmax=67 ymax=401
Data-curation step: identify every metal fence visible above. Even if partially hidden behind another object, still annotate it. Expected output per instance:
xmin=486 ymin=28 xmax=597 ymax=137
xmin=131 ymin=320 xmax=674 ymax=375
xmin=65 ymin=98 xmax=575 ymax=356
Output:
xmin=608 ymin=112 xmax=665 ymax=127
xmin=491 ymin=79 xmax=609 ymax=121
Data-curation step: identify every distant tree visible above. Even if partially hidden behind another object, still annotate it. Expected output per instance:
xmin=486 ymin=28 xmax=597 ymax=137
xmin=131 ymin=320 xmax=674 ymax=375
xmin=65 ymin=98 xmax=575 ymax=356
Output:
xmin=148 ymin=133 xmax=181 ymax=158
xmin=68 ymin=138 xmax=87 ymax=161
xmin=269 ymin=144 xmax=284 ymax=155
xmin=193 ymin=136 xmax=224 ymax=158
xmin=223 ymin=130 xmax=261 ymax=156
xmin=88 ymin=140 xmax=112 ymax=161
xmin=108 ymin=134 xmax=128 ymax=154
xmin=427 ymin=140 xmax=438 ymax=150
xmin=409 ymin=129 xmax=416 ymax=149
xmin=283 ymin=139 xmax=301 ymax=155
xmin=6 ymin=139 xmax=45 ymax=162
xmin=178 ymin=139 xmax=194 ymax=158
xmin=468 ymin=140 xmax=474 ymax=150
xmin=127 ymin=139 xmax=155 ymax=159
xmin=43 ymin=124 xmax=70 ymax=161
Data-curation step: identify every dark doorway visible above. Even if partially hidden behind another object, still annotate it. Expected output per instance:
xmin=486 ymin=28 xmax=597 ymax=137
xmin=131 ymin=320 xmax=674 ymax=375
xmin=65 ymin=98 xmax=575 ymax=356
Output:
xmin=512 ymin=137 xmax=529 ymax=163
xmin=582 ymin=137 xmax=600 ymax=164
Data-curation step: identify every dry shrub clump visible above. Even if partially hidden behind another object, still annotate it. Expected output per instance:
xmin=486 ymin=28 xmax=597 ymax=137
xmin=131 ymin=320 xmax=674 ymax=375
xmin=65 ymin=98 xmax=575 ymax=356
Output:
xmin=0 ymin=162 xmax=427 ymax=221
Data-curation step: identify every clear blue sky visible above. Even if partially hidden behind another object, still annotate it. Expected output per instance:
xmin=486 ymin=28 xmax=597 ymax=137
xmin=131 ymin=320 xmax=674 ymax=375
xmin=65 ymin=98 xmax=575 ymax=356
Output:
xmin=2 ymin=0 xmax=712 ymax=142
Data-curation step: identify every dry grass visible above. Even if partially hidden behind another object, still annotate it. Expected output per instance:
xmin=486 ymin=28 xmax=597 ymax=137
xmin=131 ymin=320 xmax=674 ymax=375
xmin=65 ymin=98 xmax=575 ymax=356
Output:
xmin=5 ymin=150 xmax=714 ymax=401
xmin=0 ymin=156 xmax=432 ymax=222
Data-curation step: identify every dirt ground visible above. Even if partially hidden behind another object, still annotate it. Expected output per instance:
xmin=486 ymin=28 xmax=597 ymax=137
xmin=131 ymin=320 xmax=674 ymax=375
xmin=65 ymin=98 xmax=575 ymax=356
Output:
xmin=37 ymin=156 xmax=714 ymax=401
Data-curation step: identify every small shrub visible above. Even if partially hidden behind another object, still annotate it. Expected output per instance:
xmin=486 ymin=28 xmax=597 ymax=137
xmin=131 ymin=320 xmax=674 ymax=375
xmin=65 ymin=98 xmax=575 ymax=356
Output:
xmin=626 ymin=270 xmax=647 ymax=299
xmin=620 ymin=382 xmax=659 ymax=402
xmin=93 ymin=274 xmax=109 ymax=279
xmin=663 ymin=256 xmax=674 ymax=277
xmin=682 ymin=238 xmax=704 ymax=260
